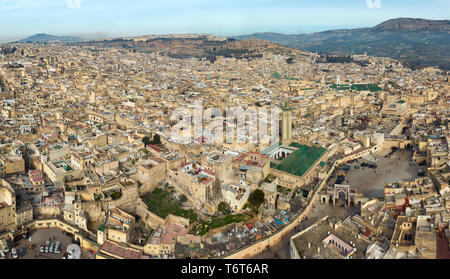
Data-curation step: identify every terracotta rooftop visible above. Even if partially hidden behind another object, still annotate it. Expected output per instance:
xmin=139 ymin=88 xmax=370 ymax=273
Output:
xmin=101 ymin=241 xmax=140 ymax=259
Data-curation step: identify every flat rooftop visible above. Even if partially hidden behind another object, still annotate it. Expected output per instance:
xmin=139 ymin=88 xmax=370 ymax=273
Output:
xmin=292 ymin=217 xmax=370 ymax=259
xmin=181 ymin=162 xmax=215 ymax=184
xmin=105 ymin=208 xmax=133 ymax=232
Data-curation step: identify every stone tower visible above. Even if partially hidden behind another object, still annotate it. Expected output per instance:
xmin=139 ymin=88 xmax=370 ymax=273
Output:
xmin=282 ymin=103 xmax=292 ymax=145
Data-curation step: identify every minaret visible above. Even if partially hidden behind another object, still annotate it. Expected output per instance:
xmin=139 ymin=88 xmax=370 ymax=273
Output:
xmin=89 ymin=90 xmax=96 ymax=103
xmin=282 ymin=103 xmax=292 ymax=145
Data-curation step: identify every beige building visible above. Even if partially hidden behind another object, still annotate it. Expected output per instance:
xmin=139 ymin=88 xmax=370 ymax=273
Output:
xmin=4 ymin=156 xmax=25 ymax=175
xmin=391 ymin=216 xmax=417 ymax=248
xmin=200 ymin=150 xmax=233 ymax=185
xmin=0 ymin=180 xmax=16 ymax=231
xmin=232 ymin=152 xmax=270 ymax=185
xmin=97 ymin=207 xmax=135 ymax=245
xmin=221 ymin=182 xmax=250 ymax=212
xmin=62 ymin=193 xmax=88 ymax=231
xmin=168 ymin=162 xmax=222 ymax=214
xmin=137 ymin=158 xmax=167 ymax=195
xmin=26 ymin=169 xmax=45 ymax=193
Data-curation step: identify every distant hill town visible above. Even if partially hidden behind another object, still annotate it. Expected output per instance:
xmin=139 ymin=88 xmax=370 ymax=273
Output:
xmin=14 ymin=18 xmax=450 ymax=71
xmin=233 ymin=18 xmax=450 ymax=71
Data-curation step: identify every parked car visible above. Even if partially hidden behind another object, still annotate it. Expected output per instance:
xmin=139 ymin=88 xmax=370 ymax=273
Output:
xmin=1 ymin=239 xmax=9 ymax=253
xmin=11 ymin=248 xmax=18 ymax=259
xmin=54 ymin=241 xmax=61 ymax=254
xmin=45 ymin=241 xmax=50 ymax=253
xmin=39 ymin=245 xmax=45 ymax=253
xmin=0 ymin=250 xmax=5 ymax=259
xmin=18 ymin=247 xmax=25 ymax=257
xmin=49 ymin=243 xmax=54 ymax=253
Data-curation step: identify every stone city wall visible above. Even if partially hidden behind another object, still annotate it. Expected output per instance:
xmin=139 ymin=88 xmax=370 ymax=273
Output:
xmin=223 ymin=160 xmax=339 ymax=259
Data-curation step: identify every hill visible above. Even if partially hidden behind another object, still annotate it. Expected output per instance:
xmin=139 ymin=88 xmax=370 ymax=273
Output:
xmin=234 ymin=18 xmax=450 ymax=70
xmin=72 ymin=35 xmax=299 ymax=63
xmin=17 ymin=34 xmax=85 ymax=43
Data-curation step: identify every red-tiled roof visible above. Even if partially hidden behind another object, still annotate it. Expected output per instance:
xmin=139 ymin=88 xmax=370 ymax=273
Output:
xmin=101 ymin=241 xmax=140 ymax=259
xmin=436 ymin=230 xmax=450 ymax=259
xmin=29 ymin=169 xmax=42 ymax=175
xmin=148 ymin=145 xmax=162 ymax=152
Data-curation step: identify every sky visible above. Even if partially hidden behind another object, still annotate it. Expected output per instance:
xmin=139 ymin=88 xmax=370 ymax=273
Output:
xmin=0 ymin=0 xmax=449 ymax=42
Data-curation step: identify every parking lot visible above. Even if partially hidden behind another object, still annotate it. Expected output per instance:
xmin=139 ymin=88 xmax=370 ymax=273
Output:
xmin=12 ymin=228 xmax=95 ymax=259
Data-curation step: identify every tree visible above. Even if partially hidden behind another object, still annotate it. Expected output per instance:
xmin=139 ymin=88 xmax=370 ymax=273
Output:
xmin=248 ymin=189 xmax=265 ymax=209
xmin=218 ymin=202 xmax=228 ymax=214
xmin=286 ymin=57 xmax=294 ymax=64
xmin=142 ymin=136 xmax=151 ymax=147
xmin=150 ymin=134 xmax=161 ymax=145
xmin=111 ymin=192 xmax=122 ymax=200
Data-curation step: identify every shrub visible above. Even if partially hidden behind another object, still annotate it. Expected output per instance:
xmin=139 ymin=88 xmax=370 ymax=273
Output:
xmin=218 ymin=202 xmax=228 ymax=214
xmin=111 ymin=191 xmax=122 ymax=200
xmin=248 ymin=189 xmax=264 ymax=208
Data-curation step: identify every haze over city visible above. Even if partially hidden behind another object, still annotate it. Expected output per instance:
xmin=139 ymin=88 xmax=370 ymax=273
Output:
xmin=1 ymin=0 xmax=449 ymax=42
xmin=0 ymin=0 xmax=449 ymax=267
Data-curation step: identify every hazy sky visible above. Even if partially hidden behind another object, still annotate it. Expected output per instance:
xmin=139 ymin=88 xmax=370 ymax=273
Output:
xmin=0 ymin=0 xmax=448 ymax=42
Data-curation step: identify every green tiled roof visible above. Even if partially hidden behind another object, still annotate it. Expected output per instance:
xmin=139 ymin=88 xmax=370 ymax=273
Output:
xmin=274 ymin=143 xmax=326 ymax=177
xmin=98 ymin=224 xmax=106 ymax=232
xmin=271 ymin=72 xmax=281 ymax=79
xmin=329 ymin=83 xmax=383 ymax=92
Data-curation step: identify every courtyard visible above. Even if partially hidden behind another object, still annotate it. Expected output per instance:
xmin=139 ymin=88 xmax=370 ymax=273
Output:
xmin=345 ymin=149 xmax=423 ymax=198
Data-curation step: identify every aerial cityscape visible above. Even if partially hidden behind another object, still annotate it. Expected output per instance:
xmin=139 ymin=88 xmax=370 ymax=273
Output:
xmin=0 ymin=0 xmax=449 ymax=263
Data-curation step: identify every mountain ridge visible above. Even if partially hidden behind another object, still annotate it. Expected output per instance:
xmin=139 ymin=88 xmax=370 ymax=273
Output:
xmin=233 ymin=18 xmax=450 ymax=70
xmin=17 ymin=33 xmax=85 ymax=43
